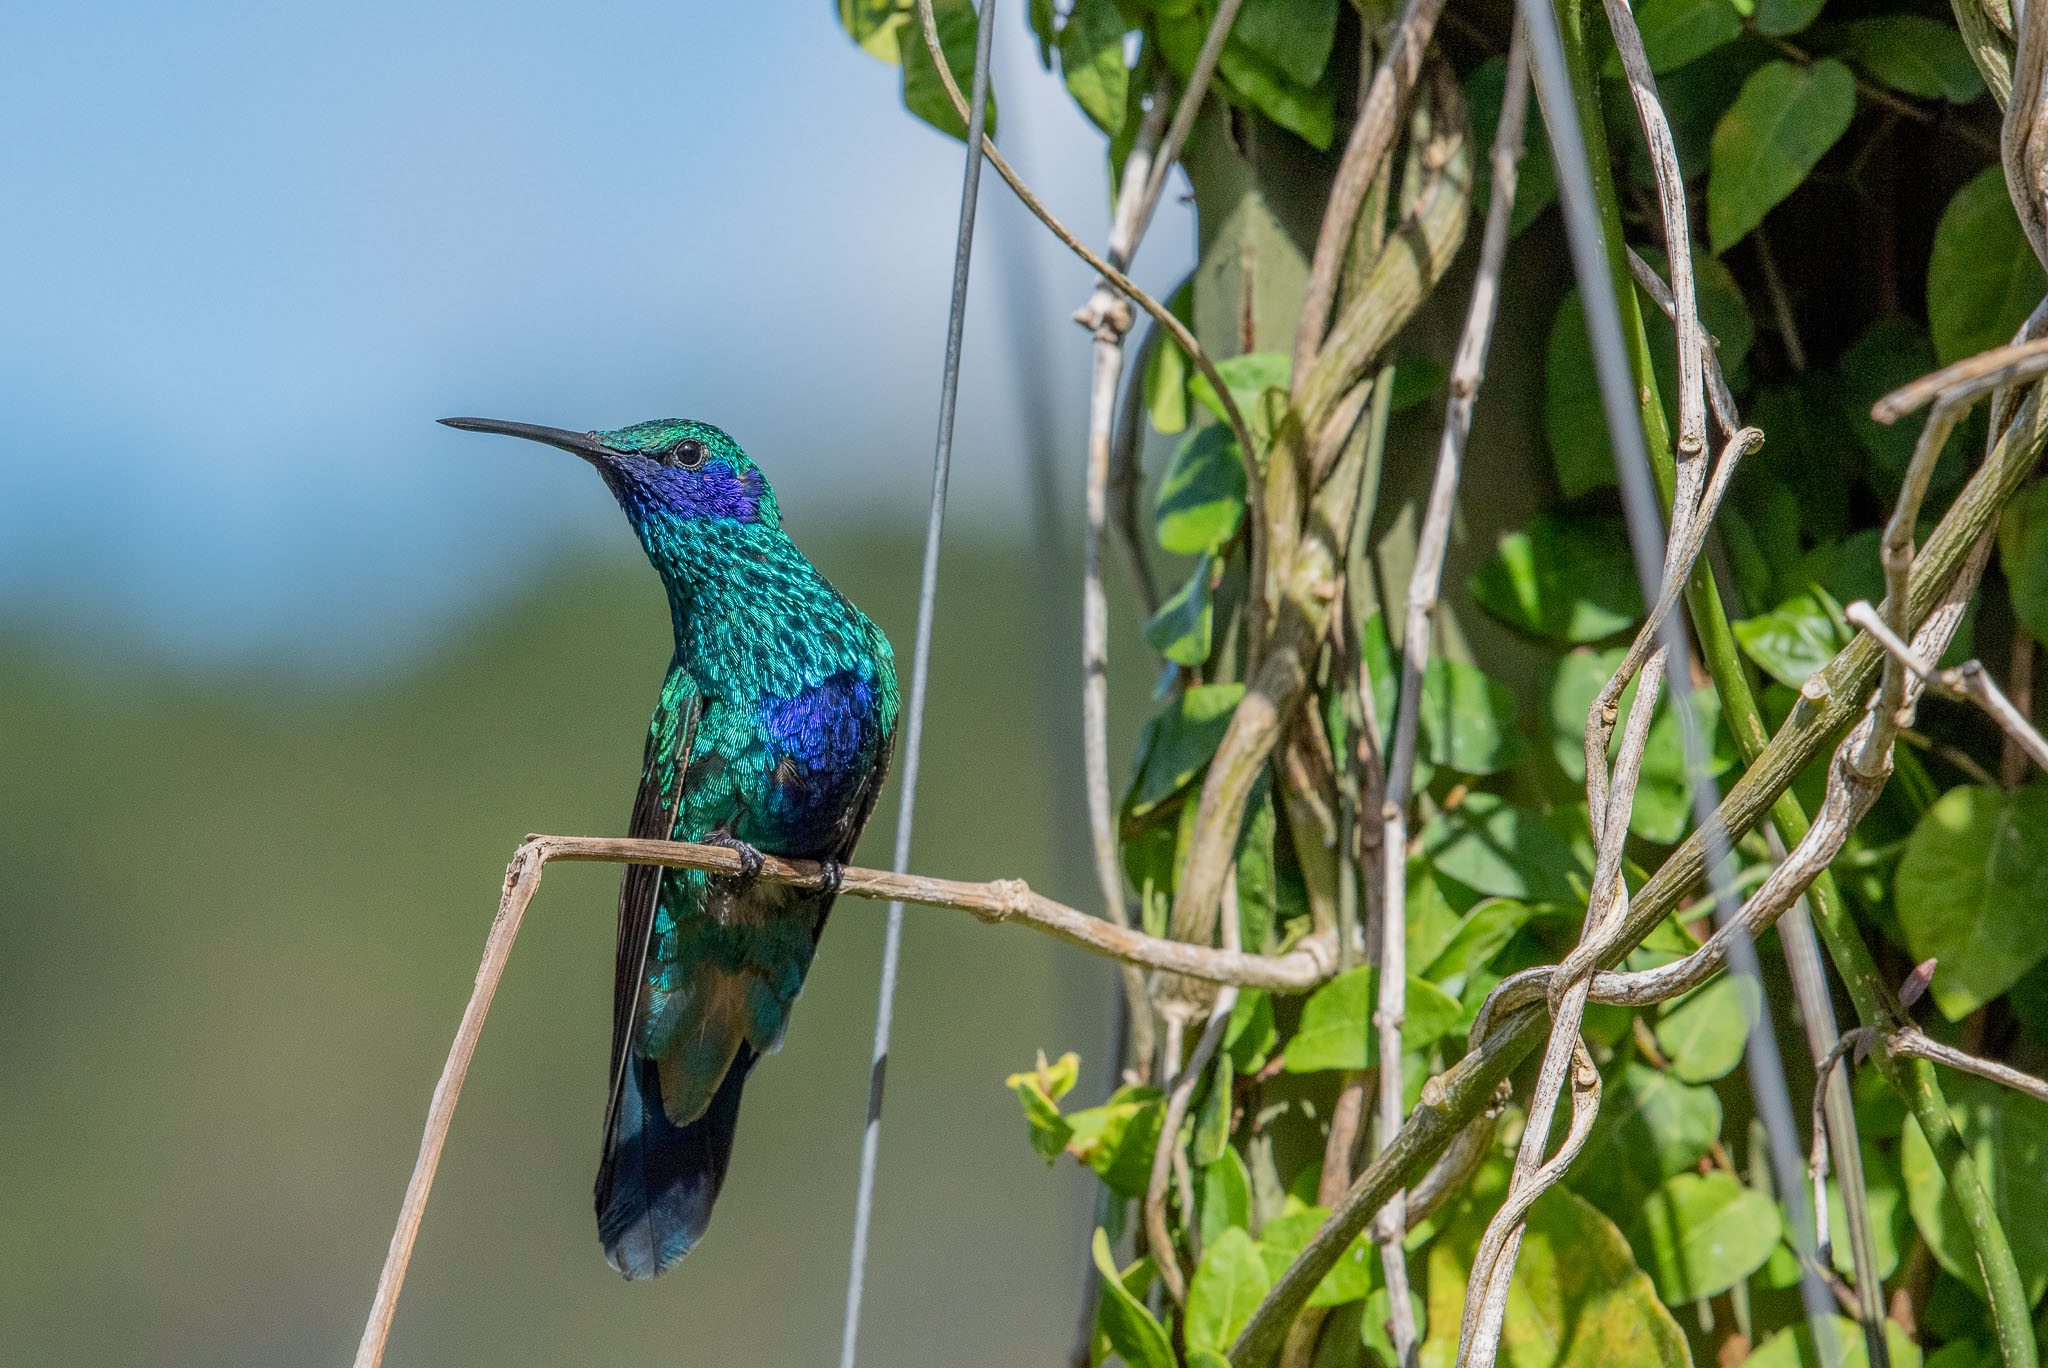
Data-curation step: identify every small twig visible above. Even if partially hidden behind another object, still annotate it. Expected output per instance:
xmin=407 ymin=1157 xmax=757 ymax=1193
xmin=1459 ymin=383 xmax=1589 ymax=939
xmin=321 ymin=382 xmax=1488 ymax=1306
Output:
xmin=1108 ymin=316 xmax=1165 ymax=618
xmin=1370 ymin=28 xmax=1532 ymax=1367
xmin=1627 ymin=249 xmax=1741 ymax=437
xmin=1752 ymin=228 xmax=1808 ymax=374
xmin=1846 ymin=601 xmax=2048 ymax=774
xmin=1887 ymin=1026 xmax=2048 ymax=1102
xmin=354 ymin=845 xmax=546 ymax=1368
xmin=2002 ymin=627 xmax=2035 ymax=787
xmin=1147 ymin=867 xmax=1244 ymax=1303
xmin=1082 ymin=63 xmax=1172 ymax=1090
xmin=1458 ymin=1043 xmax=1602 ymax=1368
xmin=1871 ymin=336 xmax=2048 ymax=424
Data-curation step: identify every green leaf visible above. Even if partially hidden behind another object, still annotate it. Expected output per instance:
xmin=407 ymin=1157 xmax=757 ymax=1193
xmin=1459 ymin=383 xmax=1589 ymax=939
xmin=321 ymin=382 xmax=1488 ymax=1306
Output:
xmin=1192 ymin=1054 xmax=1233 ymax=1164
xmin=1544 ymin=289 xmax=1616 ymax=497
xmin=1124 ymin=682 xmax=1244 ymax=818
xmin=1617 ymin=0 xmax=1744 ymax=73
xmin=1419 ymin=1163 xmax=1690 ymax=1368
xmin=1058 ymin=0 xmax=1128 ymax=134
xmin=1284 ymin=966 xmax=1463 ymax=1072
xmin=1067 ymin=1091 xmax=1165 ymax=1198
xmin=1200 ymin=1148 xmax=1253 ymax=1250
xmin=899 ymin=0 xmax=1000 ymax=141
xmin=837 ymin=0 xmax=908 ymax=62
xmin=1144 ymin=554 xmax=1215 ymax=665
xmin=1733 ymin=589 xmax=1846 ymax=687
xmin=1387 ymin=359 xmax=1450 ymax=413
xmin=1092 ymin=1228 xmax=1176 ymax=1368
xmin=1746 ymin=1315 xmax=1924 ymax=1368
xmin=1418 ymin=657 xmax=1521 ymax=776
xmin=1708 ymin=59 xmax=1854 ymax=253
xmin=1901 ymin=1076 xmax=2048 ymax=1303
xmin=1896 ymin=782 xmax=2048 ymax=1019
xmin=1186 ymin=1227 xmax=1272 ymax=1354
xmin=1653 ymin=976 xmax=1760 ymax=1083
xmin=1233 ymin=790 xmax=1280 ymax=952
xmin=2002 ymin=478 xmax=2048 ymax=641
xmin=1189 ymin=351 xmax=1291 ymax=441
xmin=1004 ymin=1050 xmax=1081 ymax=1160
xmin=1930 ymin=165 xmax=2048 ymax=367
xmin=1464 ymin=55 xmax=1558 ymax=236
xmin=1254 ymin=1206 xmax=1380 ymax=1307
xmin=1027 ymin=0 xmax=1056 ymax=67
xmin=1752 ymin=0 xmax=1826 ymax=35
xmin=1471 ymin=510 xmax=1646 ymax=642
xmin=1143 ymin=281 xmax=1195 ymax=434
xmin=1229 ymin=0 xmax=1338 ymax=86
xmin=1422 ymin=898 xmax=1534 ymax=991
xmin=1838 ymin=317 xmax=1960 ymax=498
xmin=1156 ymin=425 xmax=1247 ymax=555
xmin=1846 ymin=15 xmax=1984 ymax=103
xmin=1630 ymin=1170 xmax=1782 ymax=1301
xmin=1574 ymin=1062 xmax=1724 ymax=1218
xmin=1416 ymin=792 xmax=1590 ymax=902
xmin=1225 ymin=988 xmax=1278 ymax=1073
xmin=1216 ymin=43 xmax=1334 ymax=148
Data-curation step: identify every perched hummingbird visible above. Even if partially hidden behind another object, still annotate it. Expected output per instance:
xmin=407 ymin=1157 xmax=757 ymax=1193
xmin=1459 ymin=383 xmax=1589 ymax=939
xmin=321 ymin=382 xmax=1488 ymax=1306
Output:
xmin=442 ymin=416 xmax=899 ymax=1278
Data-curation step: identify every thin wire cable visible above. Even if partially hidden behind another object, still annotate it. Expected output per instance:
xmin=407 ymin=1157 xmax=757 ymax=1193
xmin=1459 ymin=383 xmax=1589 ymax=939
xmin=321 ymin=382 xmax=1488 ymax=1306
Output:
xmin=837 ymin=7 xmax=997 ymax=1367
xmin=1511 ymin=0 xmax=1838 ymax=1349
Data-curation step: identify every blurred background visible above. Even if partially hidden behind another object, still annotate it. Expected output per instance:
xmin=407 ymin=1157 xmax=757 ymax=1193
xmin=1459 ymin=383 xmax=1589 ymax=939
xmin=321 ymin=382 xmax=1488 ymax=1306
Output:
xmin=0 ymin=4 xmax=1192 ymax=1364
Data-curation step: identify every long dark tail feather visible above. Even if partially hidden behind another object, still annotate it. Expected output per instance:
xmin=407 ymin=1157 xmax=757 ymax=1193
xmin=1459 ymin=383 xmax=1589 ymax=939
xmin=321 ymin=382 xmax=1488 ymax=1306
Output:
xmin=595 ymin=1044 xmax=756 ymax=1279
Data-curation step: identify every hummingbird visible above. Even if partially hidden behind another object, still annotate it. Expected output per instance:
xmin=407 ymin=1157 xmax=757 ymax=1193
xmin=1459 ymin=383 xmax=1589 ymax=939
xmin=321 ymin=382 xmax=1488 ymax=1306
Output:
xmin=442 ymin=416 xmax=899 ymax=1278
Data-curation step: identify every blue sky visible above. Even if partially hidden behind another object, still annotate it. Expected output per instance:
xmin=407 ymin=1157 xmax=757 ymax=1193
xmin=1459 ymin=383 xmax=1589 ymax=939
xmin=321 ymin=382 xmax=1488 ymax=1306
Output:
xmin=0 ymin=2 xmax=1195 ymax=669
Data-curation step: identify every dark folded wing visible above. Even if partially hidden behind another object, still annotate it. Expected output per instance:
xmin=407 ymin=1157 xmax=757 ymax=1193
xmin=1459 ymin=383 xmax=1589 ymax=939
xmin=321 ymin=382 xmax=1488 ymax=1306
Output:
xmin=601 ymin=662 xmax=699 ymax=1149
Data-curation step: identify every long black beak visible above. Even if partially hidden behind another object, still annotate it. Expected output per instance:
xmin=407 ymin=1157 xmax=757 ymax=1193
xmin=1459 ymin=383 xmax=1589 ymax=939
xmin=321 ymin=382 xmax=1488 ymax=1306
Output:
xmin=439 ymin=416 xmax=614 ymax=462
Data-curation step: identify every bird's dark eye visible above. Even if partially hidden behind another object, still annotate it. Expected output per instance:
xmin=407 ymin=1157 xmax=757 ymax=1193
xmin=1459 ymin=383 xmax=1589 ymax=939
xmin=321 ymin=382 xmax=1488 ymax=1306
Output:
xmin=673 ymin=438 xmax=708 ymax=470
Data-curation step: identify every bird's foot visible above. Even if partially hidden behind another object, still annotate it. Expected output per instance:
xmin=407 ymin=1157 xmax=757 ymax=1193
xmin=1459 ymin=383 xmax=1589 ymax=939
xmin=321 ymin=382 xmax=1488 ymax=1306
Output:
xmin=817 ymin=859 xmax=845 ymax=896
xmin=702 ymin=830 xmax=766 ymax=883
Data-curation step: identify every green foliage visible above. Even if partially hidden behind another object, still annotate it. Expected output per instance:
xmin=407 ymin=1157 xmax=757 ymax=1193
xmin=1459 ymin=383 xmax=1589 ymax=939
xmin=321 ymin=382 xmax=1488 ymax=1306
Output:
xmin=844 ymin=0 xmax=2048 ymax=1360
xmin=1417 ymin=793 xmax=1590 ymax=902
xmin=1896 ymin=782 xmax=2048 ymax=1018
xmin=1185 ymin=1228 xmax=1271 ymax=1355
xmin=1846 ymin=16 xmax=1985 ymax=103
xmin=1470 ymin=511 xmax=1645 ymax=642
xmin=2000 ymin=477 xmax=2048 ymax=640
xmin=1630 ymin=1170 xmax=1782 ymax=1301
xmin=1093 ymin=1228 xmax=1176 ymax=1368
xmin=1058 ymin=0 xmax=1129 ymax=134
xmin=1574 ymin=1062 xmax=1725 ymax=1219
xmin=1420 ymin=1164 xmax=1692 ymax=1367
xmin=1929 ymin=167 xmax=2048 ymax=367
xmin=1735 ymin=588 xmax=1849 ymax=687
xmin=1145 ymin=554 xmax=1217 ymax=665
xmin=1747 ymin=1317 xmax=1924 ymax=1368
xmin=1652 ymin=976 xmax=1759 ymax=1083
xmin=1282 ymin=966 xmax=1462 ymax=1072
xmin=1619 ymin=0 xmax=1744 ymax=74
xmin=1901 ymin=1077 xmax=2048 ymax=1302
xmin=1156 ymin=426 xmax=1247 ymax=555
xmin=1708 ymin=59 xmax=1854 ymax=252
